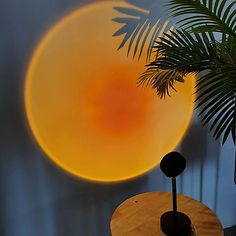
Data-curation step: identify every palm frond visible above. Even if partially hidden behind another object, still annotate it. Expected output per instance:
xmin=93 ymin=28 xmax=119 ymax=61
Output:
xmin=196 ymin=69 xmax=236 ymax=144
xmin=138 ymin=30 xmax=217 ymax=97
xmin=138 ymin=68 xmax=185 ymax=98
xmin=152 ymin=30 xmax=219 ymax=73
xmin=141 ymin=28 xmax=236 ymax=144
xmin=168 ymin=0 xmax=236 ymax=36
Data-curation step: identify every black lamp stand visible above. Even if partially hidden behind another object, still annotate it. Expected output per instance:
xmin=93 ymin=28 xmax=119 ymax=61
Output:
xmin=160 ymin=177 xmax=191 ymax=236
xmin=160 ymin=152 xmax=192 ymax=236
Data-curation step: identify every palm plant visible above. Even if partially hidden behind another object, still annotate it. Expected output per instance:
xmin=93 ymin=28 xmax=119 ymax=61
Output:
xmin=113 ymin=0 xmax=236 ymax=146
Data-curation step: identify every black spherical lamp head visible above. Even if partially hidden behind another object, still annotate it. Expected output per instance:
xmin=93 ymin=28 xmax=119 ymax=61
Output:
xmin=160 ymin=151 xmax=186 ymax=178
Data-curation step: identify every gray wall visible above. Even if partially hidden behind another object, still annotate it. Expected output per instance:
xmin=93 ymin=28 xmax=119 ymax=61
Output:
xmin=0 ymin=0 xmax=236 ymax=235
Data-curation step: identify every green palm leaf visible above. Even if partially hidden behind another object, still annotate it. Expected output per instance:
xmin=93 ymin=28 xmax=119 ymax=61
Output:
xmin=196 ymin=69 xmax=236 ymax=144
xmin=138 ymin=68 xmax=185 ymax=97
xmin=142 ymin=29 xmax=236 ymax=144
xmin=152 ymin=30 xmax=218 ymax=73
xmin=168 ymin=0 xmax=236 ymax=36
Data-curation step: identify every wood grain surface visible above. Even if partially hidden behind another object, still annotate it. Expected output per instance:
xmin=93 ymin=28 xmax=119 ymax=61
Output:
xmin=110 ymin=192 xmax=223 ymax=236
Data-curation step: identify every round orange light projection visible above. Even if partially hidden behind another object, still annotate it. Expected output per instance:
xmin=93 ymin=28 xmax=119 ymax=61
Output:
xmin=25 ymin=1 xmax=195 ymax=182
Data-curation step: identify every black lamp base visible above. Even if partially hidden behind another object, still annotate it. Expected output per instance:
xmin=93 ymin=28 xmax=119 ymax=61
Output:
xmin=160 ymin=211 xmax=192 ymax=236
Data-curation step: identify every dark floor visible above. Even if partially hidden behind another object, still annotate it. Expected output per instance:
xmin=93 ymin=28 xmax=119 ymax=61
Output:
xmin=224 ymin=225 xmax=236 ymax=236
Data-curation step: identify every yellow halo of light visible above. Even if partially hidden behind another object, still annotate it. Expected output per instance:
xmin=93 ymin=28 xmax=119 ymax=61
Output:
xmin=24 ymin=1 xmax=195 ymax=182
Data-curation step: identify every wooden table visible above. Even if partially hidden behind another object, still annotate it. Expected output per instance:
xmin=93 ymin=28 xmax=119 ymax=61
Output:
xmin=110 ymin=192 xmax=223 ymax=236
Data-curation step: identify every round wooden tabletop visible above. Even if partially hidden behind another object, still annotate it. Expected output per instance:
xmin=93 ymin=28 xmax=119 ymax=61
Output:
xmin=110 ymin=192 xmax=223 ymax=236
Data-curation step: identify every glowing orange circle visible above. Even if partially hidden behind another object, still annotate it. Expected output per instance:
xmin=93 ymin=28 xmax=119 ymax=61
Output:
xmin=24 ymin=1 xmax=195 ymax=182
